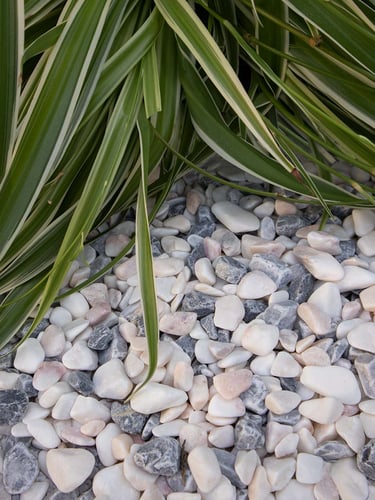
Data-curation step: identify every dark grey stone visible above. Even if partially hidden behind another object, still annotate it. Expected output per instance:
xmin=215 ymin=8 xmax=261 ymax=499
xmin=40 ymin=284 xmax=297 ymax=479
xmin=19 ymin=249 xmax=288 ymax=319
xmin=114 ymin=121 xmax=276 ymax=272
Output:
xmin=355 ymin=354 xmax=375 ymax=398
xmin=78 ymin=491 xmax=95 ymax=500
xmin=336 ymin=240 xmax=356 ymax=262
xmin=181 ymin=292 xmax=216 ymax=318
xmin=3 ymin=442 xmax=39 ymax=494
xmin=168 ymin=202 xmax=186 ymax=217
xmin=234 ymin=413 xmax=265 ymax=450
xmin=166 ymin=468 xmax=196 ymax=493
xmin=214 ymin=256 xmax=248 ymax=284
xmin=174 ymin=335 xmax=196 ymax=360
xmin=249 ymin=254 xmax=293 ymax=288
xmin=133 ymin=437 xmax=180 ymax=476
xmin=237 ymin=489 xmax=248 ymax=500
xmin=111 ymin=402 xmax=148 ymax=434
xmin=0 ymin=345 xmax=14 ymax=369
xmin=259 ymin=216 xmax=275 ymax=240
xmin=303 ymin=205 xmax=323 ymax=224
xmin=357 ymin=439 xmax=375 ymax=481
xmin=228 ymin=189 xmax=242 ymax=204
xmin=186 ymin=242 xmax=206 ymax=271
xmin=98 ymin=328 xmax=128 ymax=363
xmin=200 ymin=314 xmax=218 ymax=340
xmin=279 ymin=377 xmax=298 ymax=392
xmin=89 ymin=256 xmax=112 ymax=277
xmin=217 ymin=329 xmax=231 ymax=343
xmin=196 ymin=205 xmax=216 ymax=224
xmin=142 ymin=413 xmax=161 ymax=441
xmin=212 ymin=449 xmax=246 ymax=488
xmin=328 ymin=338 xmax=349 ymax=364
xmin=243 ymin=300 xmax=267 ymax=322
xmin=275 ymin=214 xmax=308 ymax=236
xmin=14 ymin=374 xmax=38 ymax=398
xmin=257 ymin=300 xmax=298 ymax=330
xmin=187 ymin=234 xmax=203 ymax=248
xmin=66 ymin=371 xmax=94 ymax=396
xmin=315 ymin=440 xmax=354 ymax=461
xmin=50 ymin=493 xmax=78 ymax=500
xmin=151 ymin=236 xmax=163 ymax=257
xmin=0 ymin=390 xmax=28 ymax=425
xmin=240 ymin=375 xmax=268 ymax=415
xmin=288 ymin=272 xmax=315 ymax=303
xmin=331 ymin=206 xmax=352 ymax=219
xmin=18 ymin=318 xmax=49 ymax=340
xmin=87 ymin=325 xmax=114 ymax=351
xmin=188 ymin=222 xmax=216 ymax=239
xmin=269 ymin=409 xmax=301 ymax=426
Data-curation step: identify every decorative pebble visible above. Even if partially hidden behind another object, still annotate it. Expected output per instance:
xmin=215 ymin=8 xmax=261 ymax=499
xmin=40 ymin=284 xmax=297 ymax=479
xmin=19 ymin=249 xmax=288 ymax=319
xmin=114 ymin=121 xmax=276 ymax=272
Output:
xmin=300 ymin=366 xmax=361 ymax=404
xmin=130 ymin=382 xmax=188 ymax=414
xmin=0 ymin=389 xmax=29 ymax=425
xmin=187 ymin=446 xmax=222 ymax=493
xmin=214 ymin=294 xmax=244 ymax=331
xmin=296 ymin=453 xmax=324 ymax=484
xmin=299 ymin=397 xmax=343 ymax=424
xmin=359 ymin=284 xmax=375 ymax=311
xmin=347 ymin=322 xmax=375 ymax=353
xmin=263 ymin=455 xmax=295 ymax=491
xmin=211 ymin=201 xmax=260 ymax=233
xmin=160 ymin=312 xmax=197 ymax=336
xmin=60 ymin=292 xmax=90 ymax=318
xmin=93 ymin=463 xmax=139 ymax=499
xmin=265 ymin=390 xmax=301 ymax=414
xmin=293 ymin=246 xmax=344 ymax=281
xmin=93 ymin=358 xmax=133 ymax=400
xmin=46 ymin=448 xmax=95 ymax=493
xmin=2 ymin=442 xmax=39 ymax=494
xmin=62 ymin=341 xmax=98 ymax=370
xmin=14 ymin=338 xmax=45 ymax=374
xmin=237 ymin=270 xmax=277 ymax=299
xmin=331 ymin=457 xmax=369 ymax=500
xmin=241 ymin=323 xmax=279 ymax=356
xmin=213 ymin=369 xmax=252 ymax=400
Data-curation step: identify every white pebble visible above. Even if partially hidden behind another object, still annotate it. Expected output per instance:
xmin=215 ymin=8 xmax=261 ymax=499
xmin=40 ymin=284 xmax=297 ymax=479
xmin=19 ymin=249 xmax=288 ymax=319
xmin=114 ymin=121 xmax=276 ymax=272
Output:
xmin=242 ymin=323 xmax=279 ymax=355
xmin=38 ymin=381 xmax=73 ymax=408
xmin=235 ymin=449 xmax=259 ymax=485
xmin=14 ymin=338 xmax=45 ymax=374
xmin=307 ymin=282 xmax=342 ymax=318
xmin=52 ymin=392 xmax=78 ymax=420
xmin=188 ymin=446 xmax=222 ymax=493
xmin=124 ymin=445 xmax=158 ymax=491
xmin=352 ymin=208 xmax=375 ymax=236
xmin=237 ymin=271 xmax=277 ymax=299
xmin=347 ymin=321 xmax=375 ymax=353
xmin=46 ymin=448 xmax=95 ymax=493
xmin=211 ymin=201 xmax=260 ymax=233
xmin=331 ymin=457 xmax=368 ymax=500
xmin=27 ymin=418 xmax=60 ymax=448
xmin=297 ymin=303 xmax=332 ymax=336
xmin=214 ymin=294 xmax=244 ymax=331
xmin=263 ymin=456 xmax=296 ymax=491
xmin=63 ymin=318 xmax=90 ymax=342
xmin=208 ymin=393 xmax=246 ymax=418
xmin=271 ymin=352 xmax=302 ymax=377
xmin=299 ymin=397 xmax=343 ymax=424
xmin=195 ymin=257 xmax=216 ymax=285
xmin=300 ymin=366 xmax=361 ymax=404
xmin=62 ymin=341 xmax=98 ymax=370
xmin=296 ymin=453 xmax=324 ymax=484
xmin=39 ymin=324 xmax=66 ymax=356
xmin=32 ymin=361 xmax=66 ymax=391
xmin=93 ymin=358 xmax=133 ymax=400
xmin=60 ymin=292 xmax=89 ymax=318
xmin=19 ymin=481 xmax=49 ymax=500
xmin=49 ymin=306 xmax=72 ymax=327
xmin=208 ymin=425 xmax=234 ymax=448
xmin=335 ymin=265 xmax=375 ymax=292
xmin=336 ymin=415 xmax=365 ymax=453
xmin=265 ymin=390 xmax=301 ymax=414
xmin=293 ymin=246 xmax=344 ymax=281
xmin=130 ymin=382 xmax=187 ymax=414
xmin=307 ymin=230 xmax=341 ymax=255
xmin=96 ymin=423 xmax=122 ymax=466
xmin=70 ymin=395 xmax=111 ymax=424
xmin=359 ymin=284 xmax=375 ymax=311
xmin=93 ymin=463 xmax=139 ymax=500
xmin=159 ymin=312 xmax=197 ymax=336
xmin=153 ymin=257 xmax=185 ymax=277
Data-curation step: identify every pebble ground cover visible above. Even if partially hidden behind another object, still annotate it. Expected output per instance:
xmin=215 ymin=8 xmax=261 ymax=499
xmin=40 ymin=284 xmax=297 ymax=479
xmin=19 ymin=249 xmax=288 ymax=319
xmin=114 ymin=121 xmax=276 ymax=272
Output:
xmin=1 ymin=160 xmax=375 ymax=499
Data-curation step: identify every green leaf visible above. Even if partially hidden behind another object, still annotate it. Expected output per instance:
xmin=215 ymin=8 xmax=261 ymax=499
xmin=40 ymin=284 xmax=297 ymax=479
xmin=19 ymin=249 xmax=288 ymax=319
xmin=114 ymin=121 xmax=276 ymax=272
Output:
xmin=284 ymin=0 xmax=375 ymax=74
xmin=142 ymin=44 xmax=162 ymax=117
xmin=0 ymin=0 xmax=23 ymax=179
xmin=23 ymin=22 xmax=65 ymax=62
xmin=155 ymin=0 xmax=295 ymax=171
xmin=0 ymin=0 xmax=112 ymax=260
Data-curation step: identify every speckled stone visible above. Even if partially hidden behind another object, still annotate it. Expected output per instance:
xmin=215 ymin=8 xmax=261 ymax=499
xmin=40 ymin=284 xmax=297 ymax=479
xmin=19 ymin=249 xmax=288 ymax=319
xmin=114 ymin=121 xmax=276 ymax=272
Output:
xmin=243 ymin=300 xmax=267 ymax=322
xmin=315 ymin=440 xmax=355 ymax=461
xmin=212 ymin=448 xmax=246 ymax=488
xmin=234 ymin=413 xmax=265 ymax=450
xmin=213 ymin=256 xmax=248 ymax=284
xmin=355 ymin=354 xmax=375 ymax=398
xmin=66 ymin=371 xmax=94 ymax=396
xmin=240 ymin=375 xmax=268 ymax=415
xmin=181 ymin=292 xmax=216 ymax=318
xmin=0 ymin=389 xmax=28 ymax=425
xmin=2 ymin=442 xmax=39 ymax=494
xmin=87 ymin=325 xmax=114 ymax=350
xmin=257 ymin=300 xmax=298 ymax=330
xmin=133 ymin=437 xmax=180 ymax=476
xmin=357 ymin=439 xmax=375 ymax=480
xmin=110 ymin=402 xmax=148 ymax=434
xmin=250 ymin=253 xmax=293 ymax=287
xmin=14 ymin=373 xmax=38 ymax=398
xmin=288 ymin=272 xmax=315 ymax=303
xmin=275 ymin=215 xmax=308 ymax=236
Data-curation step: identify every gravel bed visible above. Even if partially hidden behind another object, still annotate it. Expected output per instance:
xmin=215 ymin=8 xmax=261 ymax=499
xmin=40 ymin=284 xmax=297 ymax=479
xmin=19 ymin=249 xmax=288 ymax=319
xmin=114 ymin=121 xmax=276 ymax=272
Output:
xmin=1 ymin=159 xmax=375 ymax=499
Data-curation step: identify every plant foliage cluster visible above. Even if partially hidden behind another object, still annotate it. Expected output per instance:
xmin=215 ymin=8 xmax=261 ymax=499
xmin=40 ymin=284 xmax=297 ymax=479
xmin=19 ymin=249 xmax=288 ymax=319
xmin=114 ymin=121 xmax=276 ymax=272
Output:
xmin=1 ymin=0 xmax=374 ymax=384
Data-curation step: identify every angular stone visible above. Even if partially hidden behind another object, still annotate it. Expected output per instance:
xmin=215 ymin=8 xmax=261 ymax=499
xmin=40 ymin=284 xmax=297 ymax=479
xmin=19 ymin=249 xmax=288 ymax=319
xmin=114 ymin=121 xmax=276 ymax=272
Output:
xmin=0 ymin=389 xmax=28 ymax=425
xmin=275 ymin=215 xmax=308 ymax=236
xmin=132 ymin=437 xmax=179 ymax=476
xmin=62 ymin=341 xmax=98 ymax=371
xmin=181 ymin=292 xmax=216 ymax=318
xmin=98 ymin=328 xmax=128 ymax=363
xmin=240 ymin=375 xmax=268 ymax=415
xmin=263 ymin=456 xmax=295 ymax=491
xmin=66 ymin=370 xmax=94 ymax=396
xmin=211 ymin=201 xmax=260 ymax=233
xmin=257 ymin=301 xmax=298 ymax=330
xmin=3 ymin=442 xmax=39 ymax=494
xmin=315 ymin=440 xmax=355 ymax=461
xmin=234 ymin=413 xmax=265 ymax=450
xmin=357 ymin=438 xmax=375 ymax=480
xmin=250 ymin=254 xmax=293 ymax=287
xmin=208 ymin=393 xmax=246 ymax=418
xmin=14 ymin=373 xmax=38 ymax=398
xmin=288 ymin=271 xmax=315 ymax=304
xmin=328 ymin=339 xmax=349 ymax=364
xmin=355 ymin=354 xmax=375 ymax=398
xmin=300 ymin=366 xmax=361 ymax=404
xmin=265 ymin=390 xmax=301 ymax=415
xmin=336 ymin=415 xmax=365 ymax=453
xmin=271 ymin=352 xmax=302 ymax=377
xmin=111 ymin=401 xmax=148 ymax=434
xmin=212 ymin=448 xmax=246 ymax=489
xmin=243 ymin=300 xmax=267 ymax=322
xmin=87 ymin=325 xmax=113 ymax=350
xmin=297 ymin=303 xmax=333 ymax=336
xmin=213 ymin=256 xmax=248 ymax=284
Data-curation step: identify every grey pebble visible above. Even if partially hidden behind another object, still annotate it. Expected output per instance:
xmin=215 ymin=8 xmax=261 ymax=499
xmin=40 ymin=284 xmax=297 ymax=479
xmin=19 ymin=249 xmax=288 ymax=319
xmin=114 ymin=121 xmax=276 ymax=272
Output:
xmin=336 ymin=240 xmax=356 ymax=262
xmin=212 ymin=448 xmax=246 ymax=489
xmin=142 ymin=413 xmax=161 ymax=441
xmin=111 ymin=402 xmax=148 ymax=434
xmin=174 ymin=335 xmax=196 ymax=360
xmin=14 ymin=373 xmax=38 ymax=398
xmin=0 ymin=390 xmax=28 ymax=425
xmin=288 ymin=272 xmax=315 ymax=303
xmin=279 ymin=377 xmax=298 ymax=392
xmin=186 ymin=243 xmax=206 ymax=271
xmin=133 ymin=437 xmax=180 ymax=476
xmin=200 ymin=314 xmax=218 ymax=340
xmin=243 ymin=300 xmax=267 ymax=322
xmin=188 ymin=222 xmax=215 ymax=239
xmin=234 ymin=413 xmax=265 ymax=450
xmin=327 ymin=338 xmax=349 ymax=364
xmin=269 ymin=408 xmax=301 ymax=426
xmin=196 ymin=205 xmax=216 ymax=225
xmin=275 ymin=215 xmax=308 ymax=237
xmin=87 ymin=325 xmax=114 ymax=351
xmin=315 ymin=440 xmax=354 ymax=461
xmin=240 ymin=375 xmax=268 ymax=415
xmin=357 ymin=439 xmax=375 ymax=481
xmin=89 ymin=256 xmax=112 ymax=277
xmin=259 ymin=216 xmax=275 ymax=240
xmin=257 ymin=300 xmax=298 ymax=330
xmin=3 ymin=442 xmax=39 ymax=494
xmin=97 ymin=327 xmax=128 ymax=363
xmin=181 ymin=292 xmax=216 ymax=318
xmin=151 ymin=236 xmax=163 ymax=257
xmin=250 ymin=253 xmax=293 ymax=287
xmin=50 ymin=492 xmax=78 ymax=500
xmin=66 ymin=371 xmax=94 ymax=396
xmin=214 ymin=256 xmax=248 ymax=284
xmin=355 ymin=354 xmax=375 ymax=398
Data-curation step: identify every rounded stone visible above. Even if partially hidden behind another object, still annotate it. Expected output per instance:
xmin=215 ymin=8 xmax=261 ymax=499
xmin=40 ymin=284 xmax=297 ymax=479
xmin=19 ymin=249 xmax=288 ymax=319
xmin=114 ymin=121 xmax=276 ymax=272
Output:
xmin=3 ymin=442 xmax=39 ymax=494
xmin=46 ymin=448 xmax=95 ymax=493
